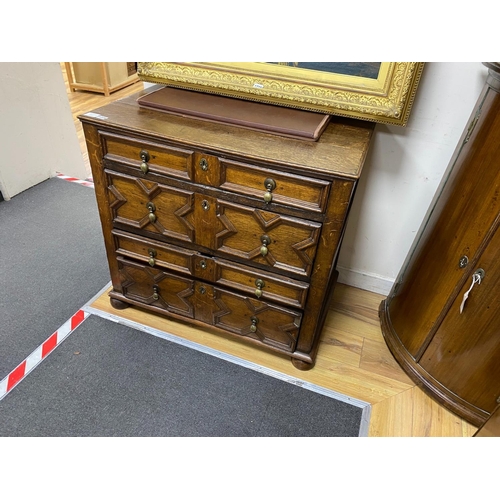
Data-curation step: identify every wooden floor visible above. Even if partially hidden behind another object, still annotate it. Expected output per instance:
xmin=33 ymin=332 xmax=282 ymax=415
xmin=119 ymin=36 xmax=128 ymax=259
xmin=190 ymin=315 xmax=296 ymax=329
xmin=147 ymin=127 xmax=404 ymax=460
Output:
xmin=60 ymin=63 xmax=478 ymax=437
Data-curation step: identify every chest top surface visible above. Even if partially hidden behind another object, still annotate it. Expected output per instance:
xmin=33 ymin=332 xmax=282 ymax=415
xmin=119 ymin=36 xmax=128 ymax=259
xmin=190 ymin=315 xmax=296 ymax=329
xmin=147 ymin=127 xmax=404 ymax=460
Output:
xmin=79 ymin=87 xmax=375 ymax=180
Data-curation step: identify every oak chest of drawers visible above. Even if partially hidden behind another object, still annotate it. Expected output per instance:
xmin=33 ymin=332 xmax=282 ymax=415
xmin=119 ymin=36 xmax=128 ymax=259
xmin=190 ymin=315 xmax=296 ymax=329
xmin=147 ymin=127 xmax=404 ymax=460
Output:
xmin=80 ymin=88 xmax=374 ymax=370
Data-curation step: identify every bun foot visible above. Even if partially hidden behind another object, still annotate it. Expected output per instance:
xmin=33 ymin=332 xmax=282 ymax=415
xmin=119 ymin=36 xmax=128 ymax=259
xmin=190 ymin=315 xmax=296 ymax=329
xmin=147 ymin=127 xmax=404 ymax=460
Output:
xmin=291 ymin=358 xmax=314 ymax=371
xmin=110 ymin=297 xmax=130 ymax=310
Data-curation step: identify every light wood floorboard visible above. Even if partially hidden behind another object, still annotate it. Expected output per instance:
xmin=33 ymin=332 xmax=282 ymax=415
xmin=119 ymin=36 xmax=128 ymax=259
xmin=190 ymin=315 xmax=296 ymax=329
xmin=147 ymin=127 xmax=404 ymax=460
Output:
xmin=59 ymin=62 xmax=479 ymax=437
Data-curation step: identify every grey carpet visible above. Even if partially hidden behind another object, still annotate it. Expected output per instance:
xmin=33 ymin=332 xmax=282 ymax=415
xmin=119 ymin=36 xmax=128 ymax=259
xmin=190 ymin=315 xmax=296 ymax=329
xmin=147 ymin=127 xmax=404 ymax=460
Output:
xmin=0 ymin=314 xmax=363 ymax=437
xmin=0 ymin=177 xmax=110 ymax=378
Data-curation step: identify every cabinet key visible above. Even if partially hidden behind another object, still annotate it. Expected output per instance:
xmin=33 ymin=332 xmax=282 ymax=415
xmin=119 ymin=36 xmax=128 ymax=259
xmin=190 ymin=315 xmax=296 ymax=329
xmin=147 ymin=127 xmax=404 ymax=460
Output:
xmin=459 ymin=269 xmax=485 ymax=314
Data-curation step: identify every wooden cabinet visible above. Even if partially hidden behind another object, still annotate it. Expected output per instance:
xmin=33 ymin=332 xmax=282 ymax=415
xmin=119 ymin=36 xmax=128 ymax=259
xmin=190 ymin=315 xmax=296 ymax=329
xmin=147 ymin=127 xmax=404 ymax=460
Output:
xmin=475 ymin=404 xmax=500 ymax=437
xmin=379 ymin=63 xmax=500 ymax=425
xmin=79 ymin=86 xmax=374 ymax=370
xmin=65 ymin=63 xmax=139 ymax=96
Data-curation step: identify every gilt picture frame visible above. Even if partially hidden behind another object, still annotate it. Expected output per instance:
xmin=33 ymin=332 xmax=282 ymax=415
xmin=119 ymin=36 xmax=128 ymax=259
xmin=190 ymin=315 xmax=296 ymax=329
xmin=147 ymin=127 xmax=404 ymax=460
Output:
xmin=137 ymin=62 xmax=425 ymax=127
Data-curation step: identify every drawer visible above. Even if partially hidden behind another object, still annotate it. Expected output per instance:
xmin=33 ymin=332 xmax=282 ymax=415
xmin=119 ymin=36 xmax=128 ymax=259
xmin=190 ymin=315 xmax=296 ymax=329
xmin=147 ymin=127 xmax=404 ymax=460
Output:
xmin=113 ymin=230 xmax=309 ymax=309
xmin=216 ymin=157 xmax=331 ymax=214
xmin=117 ymin=257 xmax=196 ymax=319
xmin=116 ymin=257 xmax=301 ymax=353
xmin=201 ymin=284 xmax=301 ymax=353
xmin=206 ymin=196 xmax=321 ymax=277
xmin=113 ymin=229 xmax=193 ymax=275
xmin=100 ymin=131 xmax=195 ymax=181
xmin=106 ymin=169 xmax=196 ymax=244
xmin=102 ymin=137 xmax=330 ymax=214
xmin=107 ymin=170 xmax=322 ymax=277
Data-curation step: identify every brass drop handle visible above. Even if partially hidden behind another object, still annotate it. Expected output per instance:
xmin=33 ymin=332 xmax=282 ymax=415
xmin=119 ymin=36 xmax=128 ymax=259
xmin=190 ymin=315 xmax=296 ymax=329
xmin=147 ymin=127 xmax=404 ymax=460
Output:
xmin=148 ymin=248 xmax=157 ymax=267
xmin=200 ymin=259 xmax=207 ymax=270
xmin=199 ymin=158 xmax=209 ymax=171
xmin=146 ymin=201 xmax=156 ymax=223
xmin=152 ymin=285 xmax=159 ymax=301
xmin=260 ymin=235 xmax=271 ymax=256
xmin=140 ymin=150 xmax=150 ymax=174
xmin=250 ymin=316 xmax=259 ymax=333
xmin=254 ymin=278 xmax=265 ymax=298
xmin=263 ymin=178 xmax=276 ymax=204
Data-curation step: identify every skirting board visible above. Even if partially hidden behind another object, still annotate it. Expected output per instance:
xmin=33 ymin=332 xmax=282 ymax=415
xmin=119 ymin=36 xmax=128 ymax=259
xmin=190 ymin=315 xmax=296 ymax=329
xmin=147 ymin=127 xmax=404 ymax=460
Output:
xmin=337 ymin=266 xmax=394 ymax=296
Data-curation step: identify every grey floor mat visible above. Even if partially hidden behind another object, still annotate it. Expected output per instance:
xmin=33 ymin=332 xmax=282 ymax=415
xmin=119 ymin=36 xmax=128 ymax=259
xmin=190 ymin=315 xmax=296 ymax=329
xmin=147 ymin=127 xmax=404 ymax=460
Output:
xmin=0 ymin=315 xmax=363 ymax=437
xmin=0 ymin=177 xmax=110 ymax=378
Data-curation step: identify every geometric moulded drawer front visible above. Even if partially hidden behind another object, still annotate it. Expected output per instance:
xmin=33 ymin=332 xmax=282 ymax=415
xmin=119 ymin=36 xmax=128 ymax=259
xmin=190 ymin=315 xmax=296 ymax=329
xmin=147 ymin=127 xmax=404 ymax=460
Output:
xmin=116 ymin=256 xmax=301 ymax=353
xmin=107 ymin=169 xmax=322 ymax=277
xmin=208 ymin=285 xmax=301 ymax=353
xmin=112 ymin=229 xmax=309 ymax=309
xmin=117 ymin=257 xmax=195 ymax=319
xmin=106 ymin=169 xmax=196 ymax=244
xmin=209 ymin=197 xmax=321 ymax=278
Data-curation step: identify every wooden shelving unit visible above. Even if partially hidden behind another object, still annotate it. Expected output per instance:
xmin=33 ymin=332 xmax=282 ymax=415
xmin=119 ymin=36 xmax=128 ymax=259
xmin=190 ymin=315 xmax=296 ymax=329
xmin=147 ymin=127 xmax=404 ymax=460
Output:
xmin=64 ymin=62 xmax=140 ymax=97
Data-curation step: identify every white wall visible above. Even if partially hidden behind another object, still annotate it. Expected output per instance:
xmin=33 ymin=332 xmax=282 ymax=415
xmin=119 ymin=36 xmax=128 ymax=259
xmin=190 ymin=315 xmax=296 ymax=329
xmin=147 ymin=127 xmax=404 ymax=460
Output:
xmin=0 ymin=62 xmax=86 ymax=200
xmin=337 ymin=62 xmax=489 ymax=295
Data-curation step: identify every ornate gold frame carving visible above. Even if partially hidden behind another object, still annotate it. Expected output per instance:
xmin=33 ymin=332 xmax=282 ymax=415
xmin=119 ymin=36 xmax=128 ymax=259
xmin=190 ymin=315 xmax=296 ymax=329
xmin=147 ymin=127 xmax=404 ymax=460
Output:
xmin=137 ymin=62 xmax=424 ymax=126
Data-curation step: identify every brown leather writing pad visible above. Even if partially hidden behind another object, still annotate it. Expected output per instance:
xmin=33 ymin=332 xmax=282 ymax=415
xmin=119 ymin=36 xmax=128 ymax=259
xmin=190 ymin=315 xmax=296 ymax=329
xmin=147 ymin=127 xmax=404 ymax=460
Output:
xmin=137 ymin=86 xmax=330 ymax=141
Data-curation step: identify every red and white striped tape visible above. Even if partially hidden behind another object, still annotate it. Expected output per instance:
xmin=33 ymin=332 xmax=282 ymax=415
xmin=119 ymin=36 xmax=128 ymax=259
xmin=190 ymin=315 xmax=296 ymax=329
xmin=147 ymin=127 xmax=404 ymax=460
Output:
xmin=0 ymin=309 xmax=89 ymax=401
xmin=56 ymin=173 xmax=94 ymax=188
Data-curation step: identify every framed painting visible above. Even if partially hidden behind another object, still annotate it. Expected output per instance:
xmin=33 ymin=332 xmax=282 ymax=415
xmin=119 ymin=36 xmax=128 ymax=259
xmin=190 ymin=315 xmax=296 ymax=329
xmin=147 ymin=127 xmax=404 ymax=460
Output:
xmin=137 ymin=62 xmax=425 ymax=126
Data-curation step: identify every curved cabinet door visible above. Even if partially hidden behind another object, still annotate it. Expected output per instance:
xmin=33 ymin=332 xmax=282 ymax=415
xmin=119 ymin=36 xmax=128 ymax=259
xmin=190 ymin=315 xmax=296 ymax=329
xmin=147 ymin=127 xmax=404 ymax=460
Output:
xmin=420 ymin=224 xmax=500 ymax=415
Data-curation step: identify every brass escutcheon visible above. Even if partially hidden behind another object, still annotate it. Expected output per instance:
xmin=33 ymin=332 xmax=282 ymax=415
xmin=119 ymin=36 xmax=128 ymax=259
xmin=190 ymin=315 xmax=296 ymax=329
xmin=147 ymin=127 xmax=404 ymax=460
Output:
xmin=264 ymin=178 xmax=276 ymax=191
xmin=199 ymin=158 xmax=208 ymax=171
